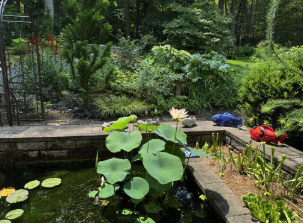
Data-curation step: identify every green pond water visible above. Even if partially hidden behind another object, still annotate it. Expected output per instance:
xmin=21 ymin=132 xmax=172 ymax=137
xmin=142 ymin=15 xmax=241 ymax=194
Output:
xmin=0 ymin=164 xmax=223 ymax=223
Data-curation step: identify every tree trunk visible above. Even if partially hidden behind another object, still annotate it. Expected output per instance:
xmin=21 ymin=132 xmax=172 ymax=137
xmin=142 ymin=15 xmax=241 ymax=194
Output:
xmin=219 ymin=0 xmax=224 ymax=11
xmin=85 ymin=86 xmax=90 ymax=108
xmin=230 ymin=0 xmax=236 ymax=33
xmin=124 ymin=0 xmax=131 ymax=38
xmin=175 ymin=81 xmax=182 ymax=99
xmin=45 ymin=0 xmax=54 ymax=21
xmin=135 ymin=0 xmax=140 ymax=39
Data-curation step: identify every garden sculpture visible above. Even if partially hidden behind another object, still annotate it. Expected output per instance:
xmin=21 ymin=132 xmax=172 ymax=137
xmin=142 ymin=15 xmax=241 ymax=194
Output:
xmin=211 ymin=112 xmax=243 ymax=127
xmin=249 ymin=125 xmax=287 ymax=145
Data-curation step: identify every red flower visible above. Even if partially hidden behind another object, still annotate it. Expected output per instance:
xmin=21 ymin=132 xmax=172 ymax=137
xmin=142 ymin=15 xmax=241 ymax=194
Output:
xmin=51 ymin=40 xmax=54 ymax=47
xmin=21 ymin=48 xmax=25 ymax=55
xmin=31 ymin=37 xmax=35 ymax=45
xmin=47 ymin=32 xmax=51 ymax=42
xmin=27 ymin=38 xmax=30 ymax=45
xmin=240 ymin=164 xmax=244 ymax=169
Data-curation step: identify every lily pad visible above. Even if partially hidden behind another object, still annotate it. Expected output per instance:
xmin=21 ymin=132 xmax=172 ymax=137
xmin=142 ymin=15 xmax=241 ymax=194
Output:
xmin=131 ymin=153 xmax=143 ymax=162
xmin=97 ymin=158 xmax=131 ymax=184
xmin=106 ymin=131 xmax=142 ymax=153
xmin=6 ymin=189 xmax=28 ymax=203
xmin=5 ymin=209 xmax=24 ymax=220
xmin=135 ymin=124 xmax=157 ymax=132
xmin=103 ymin=115 xmax=136 ymax=133
xmin=145 ymin=203 xmax=163 ymax=213
xmin=123 ymin=177 xmax=149 ymax=199
xmin=178 ymin=140 xmax=212 ymax=158
xmin=139 ymin=139 xmax=166 ymax=154
xmin=98 ymin=184 xmax=120 ymax=199
xmin=88 ymin=191 xmax=98 ymax=198
xmin=131 ymin=198 xmax=143 ymax=204
xmin=0 ymin=220 xmax=11 ymax=223
xmin=135 ymin=217 xmax=156 ymax=223
xmin=163 ymin=145 xmax=186 ymax=163
xmin=145 ymin=172 xmax=173 ymax=193
xmin=122 ymin=209 xmax=132 ymax=215
xmin=41 ymin=178 xmax=61 ymax=188
xmin=155 ymin=124 xmax=187 ymax=145
xmin=143 ymin=152 xmax=183 ymax=184
xmin=24 ymin=180 xmax=40 ymax=189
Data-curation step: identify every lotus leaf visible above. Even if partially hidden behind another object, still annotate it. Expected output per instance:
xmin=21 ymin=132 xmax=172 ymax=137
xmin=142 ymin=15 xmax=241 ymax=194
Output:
xmin=131 ymin=198 xmax=142 ymax=204
xmin=123 ymin=177 xmax=149 ymax=199
xmin=98 ymin=184 xmax=120 ymax=198
xmin=178 ymin=140 xmax=211 ymax=158
xmin=24 ymin=180 xmax=40 ymax=189
xmin=145 ymin=203 xmax=163 ymax=213
xmin=6 ymin=189 xmax=28 ymax=203
xmin=88 ymin=191 xmax=98 ymax=198
xmin=0 ymin=220 xmax=11 ymax=223
xmin=103 ymin=115 xmax=136 ymax=133
xmin=163 ymin=145 xmax=186 ymax=162
xmin=143 ymin=152 xmax=183 ymax=184
xmin=97 ymin=158 xmax=131 ymax=184
xmin=5 ymin=209 xmax=24 ymax=220
xmin=106 ymin=131 xmax=142 ymax=153
xmin=0 ymin=187 xmax=15 ymax=197
xmin=135 ymin=124 xmax=157 ymax=132
xmin=122 ymin=209 xmax=132 ymax=215
xmin=135 ymin=217 xmax=156 ymax=223
xmin=155 ymin=124 xmax=187 ymax=145
xmin=131 ymin=153 xmax=143 ymax=162
xmin=139 ymin=139 xmax=165 ymax=154
xmin=145 ymin=172 xmax=173 ymax=193
xmin=41 ymin=178 xmax=61 ymax=188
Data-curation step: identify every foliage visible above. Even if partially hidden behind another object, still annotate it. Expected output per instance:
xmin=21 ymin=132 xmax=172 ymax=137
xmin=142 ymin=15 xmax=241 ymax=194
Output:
xmin=41 ymin=178 xmax=62 ymax=188
xmin=94 ymin=95 xmax=149 ymax=118
xmin=281 ymin=164 xmax=303 ymax=201
xmin=241 ymin=193 xmax=298 ymax=223
xmin=233 ymin=45 xmax=256 ymax=57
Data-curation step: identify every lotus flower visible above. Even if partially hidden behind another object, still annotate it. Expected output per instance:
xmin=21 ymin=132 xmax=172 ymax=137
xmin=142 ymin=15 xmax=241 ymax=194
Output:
xmin=169 ymin=107 xmax=188 ymax=122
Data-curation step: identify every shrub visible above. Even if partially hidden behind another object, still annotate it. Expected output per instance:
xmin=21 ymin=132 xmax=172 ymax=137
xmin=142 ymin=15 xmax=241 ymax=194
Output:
xmin=94 ymin=95 xmax=149 ymax=118
xmin=234 ymin=44 xmax=256 ymax=57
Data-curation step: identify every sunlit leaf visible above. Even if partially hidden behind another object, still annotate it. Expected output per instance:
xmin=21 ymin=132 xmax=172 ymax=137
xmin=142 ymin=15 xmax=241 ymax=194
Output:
xmin=5 ymin=209 xmax=24 ymax=220
xmin=139 ymin=139 xmax=165 ymax=155
xmin=155 ymin=124 xmax=187 ymax=145
xmin=24 ymin=180 xmax=40 ymax=190
xmin=88 ymin=191 xmax=98 ymax=198
xmin=98 ymin=184 xmax=120 ymax=198
xmin=41 ymin=178 xmax=61 ymax=188
xmin=135 ymin=124 xmax=157 ymax=132
xmin=106 ymin=131 xmax=142 ymax=153
xmin=163 ymin=145 xmax=186 ymax=162
xmin=6 ymin=189 xmax=28 ymax=203
xmin=135 ymin=217 xmax=156 ymax=223
xmin=123 ymin=177 xmax=149 ymax=199
xmin=103 ymin=115 xmax=136 ymax=133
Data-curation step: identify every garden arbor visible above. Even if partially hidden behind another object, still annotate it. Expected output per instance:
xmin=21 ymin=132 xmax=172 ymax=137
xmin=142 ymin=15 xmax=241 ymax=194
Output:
xmin=0 ymin=0 xmax=44 ymax=126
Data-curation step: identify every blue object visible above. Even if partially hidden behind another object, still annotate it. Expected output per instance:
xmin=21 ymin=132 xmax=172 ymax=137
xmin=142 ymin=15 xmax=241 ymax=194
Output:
xmin=211 ymin=112 xmax=243 ymax=128
xmin=184 ymin=151 xmax=199 ymax=158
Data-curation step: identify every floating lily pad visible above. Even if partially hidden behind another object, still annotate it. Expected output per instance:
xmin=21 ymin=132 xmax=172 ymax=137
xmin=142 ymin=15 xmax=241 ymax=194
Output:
xmin=143 ymin=152 xmax=183 ymax=184
xmin=103 ymin=115 xmax=136 ymax=133
xmin=106 ymin=131 xmax=142 ymax=153
xmin=0 ymin=220 xmax=11 ymax=223
xmin=6 ymin=189 xmax=28 ymax=203
xmin=41 ymin=178 xmax=61 ymax=188
xmin=97 ymin=158 xmax=131 ymax=184
xmin=139 ymin=139 xmax=165 ymax=155
xmin=145 ymin=172 xmax=173 ymax=193
xmin=5 ymin=209 xmax=24 ymax=220
xmin=155 ymin=124 xmax=187 ymax=145
xmin=135 ymin=217 xmax=156 ymax=223
xmin=163 ymin=145 xmax=186 ymax=163
xmin=123 ymin=177 xmax=149 ymax=199
xmin=88 ymin=191 xmax=98 ymax=198
xmin=24 ymin=180 xmax=40 ymax=189
xmin=145 ymin=202 xmax=163 ymax=213
xmin=98 ymin=184 xmax=120 ymax=199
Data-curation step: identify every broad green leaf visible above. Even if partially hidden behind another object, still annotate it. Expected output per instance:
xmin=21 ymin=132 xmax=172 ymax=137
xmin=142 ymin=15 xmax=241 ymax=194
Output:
xmin=24 ymin=180 xmax=40 ymax=189
xmin=41 ymin=178 xmax=61 ymax=188
xmin=97 ymin=158 xmax=131 ymax=184
xmin=103 ymin=115 xmax=136 ymax=133
xmin=163 ymin=145 xmax=186 ymax=163
xmin=145 ymin=203 xmax=163 ymax=213
xmin=135 ymin=217 xmax=156 ymax=223
xmin=145 ymin=172 xmax=173 ymax=193
xmin=6 ymin=189 xmax=28 ymax=203
xmin=106 ymin=131 xmax=142 ymax=153
xmin=131 ymin=153 xmax=143 ymax=162
xmin=178 ymin=140 xmax=211 ymax=158
xmin=155 ymin=124 xmax=187 ymax=145
xmin=88 ymin=191 xmax=98 ymax=198
xmin=139 ymin=139 xmax=165 ymax=154
xmin=5 ymin=209 xmax=24 ymax=220
xmin=168 ymin=197 xmax=180 ymax=207
xmin=135 ymin=124 xmax=157 ymax=132
xmin=143 ymin=152 xmax=183 ymax=184
xmin=131 ymin=198 xmax=143 ymax=204
xmin=123 ymin=177 xmax=149 ymax=199
xmin=122 ymin=209 xmax=132 ymax=215
xmin=0 ymin=220 xmax=11 ymax=223
xmin=98 ymin=184 xmax=120 ymax=198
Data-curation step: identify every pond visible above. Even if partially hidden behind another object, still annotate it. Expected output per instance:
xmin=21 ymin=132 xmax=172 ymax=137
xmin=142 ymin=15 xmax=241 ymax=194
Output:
xmin=0 ymin=164 xmax=223 ymax=223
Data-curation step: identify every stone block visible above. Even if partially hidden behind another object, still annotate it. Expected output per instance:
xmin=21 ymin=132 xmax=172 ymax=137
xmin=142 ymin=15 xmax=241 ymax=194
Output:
xmin=47 ymin=140 xmax=76 ymax=150
xmin=17 ymin=142 xmax=46 ymax=151
xmin=68 ymin=148 xmax=98 ymax=159
xmin=41 ymin=150 xmax=69 ymax=160
xmin=76 ymin=140 xmax=105 ymax=149
xmin=0 ymin=143 xmax=15 ymax=152
xmin=226 ymin=215 xmax=259 ymax=223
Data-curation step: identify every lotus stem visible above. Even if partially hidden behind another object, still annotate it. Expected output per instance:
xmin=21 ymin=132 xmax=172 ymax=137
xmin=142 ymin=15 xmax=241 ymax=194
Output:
xmin=184 ymin=153 xmax=191 ymax=172
xmin=172 ymin=119 xmax=179 ymax=154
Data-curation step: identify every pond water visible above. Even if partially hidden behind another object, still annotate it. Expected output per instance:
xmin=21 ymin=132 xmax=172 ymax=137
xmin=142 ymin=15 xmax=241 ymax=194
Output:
xmin=0 ymin=164 xmax=223 ymax=223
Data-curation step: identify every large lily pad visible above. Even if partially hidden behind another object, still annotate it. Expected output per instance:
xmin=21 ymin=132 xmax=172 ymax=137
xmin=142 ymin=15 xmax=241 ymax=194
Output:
xmin=135 ymin=217 xmax=156 ymax=223
xmin=145 ymin=172 xmax=173 ymax=193
xmin=41 ymin=178 xmax=61 ymax=188
xmin=139 ymin=139 xmax=165 ymax=155
xmin=98 ymin=184 xmax=120 ymax=199
xmin=5 ymin=209 xmax=24 ymax=220
xmin=177 ymin=140 xmax=211 ymax=158
xmin=163 ymin=145 xmax=186 ymax=163
xmin=24 ymin=180 xmax=40 ymax=189
xmin=135 ymin=124 xmax=157 ymax=132
xmin=103 ymin=115 xmax=136 ymax=133
xmin=0 ymin=220 xmax=11 ymax=223
xmin=123 ymin=177 xmax=149 ymax=199
xmin=88 ymin=191 xmax=98 ymax=198
xmin=106 ymin=131 xmax=142 ymax=153
xmin=6 ymin=189 xmax=28 ymax=203
xmin=143 ymin=152 xmax=183 ymax=184
xmin=97 ymin=158 xmax=131 ymax=184
xmin=155 ymin=124 xmax=187 ymax=145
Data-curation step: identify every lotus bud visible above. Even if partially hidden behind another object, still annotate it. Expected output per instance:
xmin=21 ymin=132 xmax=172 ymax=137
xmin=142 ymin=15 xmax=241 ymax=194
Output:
xmin=195 ymin=141 xmax=199 ymax=150
xmin=145 ymin=110 xmax=148 ymax=116
xmin=154 ymin=108 xmax=158 ymax=115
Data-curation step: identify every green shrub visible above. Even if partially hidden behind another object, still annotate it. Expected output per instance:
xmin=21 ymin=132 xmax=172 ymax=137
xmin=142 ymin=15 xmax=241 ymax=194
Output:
xmin=94 ymin=95 xmax=149 ymax=118
xmin=234 ymin=44 xmax=256 ymax=57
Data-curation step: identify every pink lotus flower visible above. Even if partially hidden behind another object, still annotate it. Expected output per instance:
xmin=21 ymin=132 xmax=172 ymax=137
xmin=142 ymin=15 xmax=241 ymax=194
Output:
xmin=169 ymin=107 xmax=188 ymax=122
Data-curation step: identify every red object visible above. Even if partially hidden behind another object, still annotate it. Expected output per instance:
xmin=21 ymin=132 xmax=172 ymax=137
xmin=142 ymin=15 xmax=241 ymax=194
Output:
xmin=27 ymin=38 xmax=30 ymax=45
xmin=249 ymin=125 xmax=287 ymax=145
xmin=21 ymin=48 xmax=25 ymax=55
xmin=51 ymin=40 xmax=54 ymax=47
xmin=31 ymin=37 xmax=35 ymax=45
xmin=47 ymin=32 xmax=51 ymax=42
xmin=55 ymin=41 xmax=59 ymax=50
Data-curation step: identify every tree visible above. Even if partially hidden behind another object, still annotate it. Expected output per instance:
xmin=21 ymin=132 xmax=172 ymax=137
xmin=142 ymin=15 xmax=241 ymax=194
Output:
xmin=45 ymin=0 xmax=54 ymax=21
xmin=124 ymin=0 xmax=131 ymax=37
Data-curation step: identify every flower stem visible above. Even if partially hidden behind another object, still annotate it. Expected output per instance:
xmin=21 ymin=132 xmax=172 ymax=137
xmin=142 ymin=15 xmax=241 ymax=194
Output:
xmin=183 ymin=153 xmax=191 ymax=172
xmin=172 ymin=119 xmax=179 ymax=154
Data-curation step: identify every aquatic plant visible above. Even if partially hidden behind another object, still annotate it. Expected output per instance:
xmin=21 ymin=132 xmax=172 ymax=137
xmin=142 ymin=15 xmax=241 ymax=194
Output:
xmin=5 ymin=209 xmax=24 ymax=220
xmin=94 ymin=112 xmax=211 ymax=220
xmin=41 ymin=178 xmax=62 ymax=188
xmin=6 ymin=189 xmax=28 ymax=204
xmin=24 ymin=180 xmax=40 ymax=190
